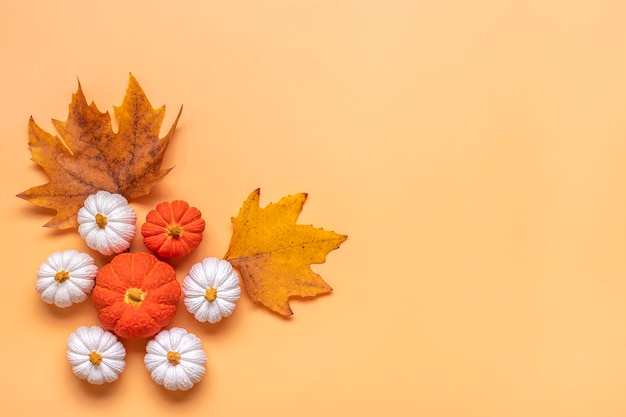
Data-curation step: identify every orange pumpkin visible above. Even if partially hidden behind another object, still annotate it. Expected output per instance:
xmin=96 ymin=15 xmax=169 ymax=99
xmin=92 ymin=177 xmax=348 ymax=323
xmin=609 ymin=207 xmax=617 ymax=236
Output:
xmin=141 ymin=200 xmax=206 ymax=258
xmin=92 ymin=252 xmax=181 ymax=339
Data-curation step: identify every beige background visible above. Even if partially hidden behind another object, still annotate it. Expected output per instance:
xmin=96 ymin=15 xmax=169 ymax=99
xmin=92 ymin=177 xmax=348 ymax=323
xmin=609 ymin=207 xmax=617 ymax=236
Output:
xmin=2 ymin=0 xmax=626 ymax=416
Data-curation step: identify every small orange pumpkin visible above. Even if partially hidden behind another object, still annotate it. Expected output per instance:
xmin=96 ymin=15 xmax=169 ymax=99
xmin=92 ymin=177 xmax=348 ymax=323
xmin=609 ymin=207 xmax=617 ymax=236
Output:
xmin=141 ymin=200 xmax=206 ymax=258
xmin=92 ymin=252 xmax=181 ymax=339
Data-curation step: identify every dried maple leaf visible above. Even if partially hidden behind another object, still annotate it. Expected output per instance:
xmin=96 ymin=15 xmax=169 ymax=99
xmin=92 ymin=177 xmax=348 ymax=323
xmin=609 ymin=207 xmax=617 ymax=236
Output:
xmin=17 ymin=74 xmax=181 ymax=229
xmin=224 ymin=189 xmax=347 ymax=316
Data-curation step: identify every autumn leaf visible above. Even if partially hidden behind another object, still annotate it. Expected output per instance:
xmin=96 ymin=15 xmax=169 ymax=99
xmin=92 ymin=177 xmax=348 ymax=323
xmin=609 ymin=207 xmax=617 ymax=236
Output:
xmin=17 ymin=74 xmax=181 ymax=229
xmin=224 ymin=189 xmax=347 ymax=316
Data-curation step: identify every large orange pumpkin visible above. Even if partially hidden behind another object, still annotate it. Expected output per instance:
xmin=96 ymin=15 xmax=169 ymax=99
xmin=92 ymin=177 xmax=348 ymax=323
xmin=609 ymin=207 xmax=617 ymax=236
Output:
xmin=92 ymin=252 xmax=181 ymax=339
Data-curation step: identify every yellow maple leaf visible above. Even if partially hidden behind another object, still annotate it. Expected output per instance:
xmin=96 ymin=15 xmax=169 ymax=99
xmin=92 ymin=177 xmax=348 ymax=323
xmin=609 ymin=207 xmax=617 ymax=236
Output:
xmin=17 ymin=74 xmax=181 ymax=229
xmin=224 ymin=189 xmax=347 ymax=316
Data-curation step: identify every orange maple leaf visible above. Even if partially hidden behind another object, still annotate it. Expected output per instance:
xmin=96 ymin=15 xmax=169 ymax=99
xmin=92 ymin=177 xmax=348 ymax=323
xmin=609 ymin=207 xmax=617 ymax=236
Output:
xmin=17 ymin=74 xmax=181 ymax=229
xmin=224 ymin=189 xmax=347 ymax=316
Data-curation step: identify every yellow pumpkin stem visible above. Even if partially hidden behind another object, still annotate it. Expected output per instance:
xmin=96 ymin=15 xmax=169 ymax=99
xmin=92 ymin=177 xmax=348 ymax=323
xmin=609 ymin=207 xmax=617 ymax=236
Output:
xmin=54 ymin=270 xmax=70 ymax=283
xmin=167 ymin=351 xmax=181 ymax=365
xmin=89 ymin=351 xmax=103 ymax=366
xmin=167 ymin=225 xmax=183 ymax=238
xmin=95 ymin=213 xmax=108 ymax=228
xmin=124 ymin=287 xmax=147 ymax=306
xmin=204 ymin=287 xmax=218 ymax=302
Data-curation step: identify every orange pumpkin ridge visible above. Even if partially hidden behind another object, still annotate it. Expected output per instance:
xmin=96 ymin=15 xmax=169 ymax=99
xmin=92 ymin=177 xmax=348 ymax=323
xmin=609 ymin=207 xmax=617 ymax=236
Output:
xmin=92 ymin=252 xmax=180 ymax=339
xmin=94 ymin=266 xmax=127 ymax=293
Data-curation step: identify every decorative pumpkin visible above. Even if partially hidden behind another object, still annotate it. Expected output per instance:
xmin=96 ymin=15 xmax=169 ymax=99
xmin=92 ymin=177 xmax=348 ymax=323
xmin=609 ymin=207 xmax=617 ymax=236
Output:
xmin=92 ymin=252 xmax=181 ymax=338
xmin=66 ymin=325 xmax=126 ymax=384
xmin=36 ymin=249 xmax=99 ymax=307
xmin=141 ymin=200 xmax=206 ymax=258
xmin=77 ymin=191 xmax=137 ymax=255
xmin=144 ymin=327 xmax=207 ymax=391
xmin=183 ymin=257 xmax=241 ymax=323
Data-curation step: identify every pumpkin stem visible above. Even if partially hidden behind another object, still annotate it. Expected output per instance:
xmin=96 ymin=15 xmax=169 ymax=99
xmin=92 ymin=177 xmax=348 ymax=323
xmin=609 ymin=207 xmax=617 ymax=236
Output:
xmin=95 ymin=213 xmax=108 ymax=228
xmin=204 ymin=287 xmax=218 ymax=302
xmin=89 ymin=351 xmax=103 ymax=366
xmin=167 ymin=351 xmax=181 ymax=365
xmin=54 ymin=270 xmax=70 ymax=283
xmin=124 ymin=287 xmax=147 ymax=307
xmin=167 ymin=225 xmax=183 ymax=238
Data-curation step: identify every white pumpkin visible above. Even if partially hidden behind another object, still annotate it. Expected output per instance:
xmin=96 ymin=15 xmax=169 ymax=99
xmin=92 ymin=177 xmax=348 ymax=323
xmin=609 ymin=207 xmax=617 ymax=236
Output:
xmin=144 ymin=327 xmax=207 ymax=391
xmin=36 ymin=249 xmax=98 ymax=307
xmin=66 ymin=326 xmax=126 ymax=384
xmin=183 ymin=257 xmax=241 ymax=323
xmin=77 ymin=190 xmax=137 ymax=255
